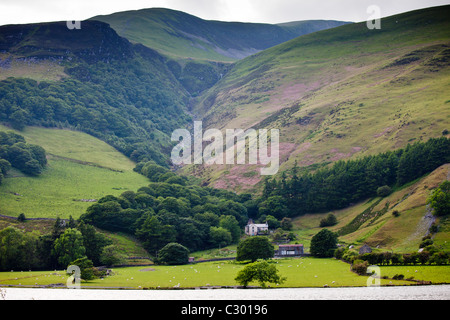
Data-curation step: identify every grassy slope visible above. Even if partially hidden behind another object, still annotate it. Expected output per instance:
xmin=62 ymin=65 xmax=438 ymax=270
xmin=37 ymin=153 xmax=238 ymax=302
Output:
xmin=189 ymin=5 xmax=450 ymax=192
xmin=0 ymin=258 xmax=418 ymax=288
xmin=0 ymin=125 xmax=149 ymax=219
xmin=91 ymin=8 xmax=349 ymax=62
xmin=0 ymin=20 xmax=192 ymax=167
xmin=0 ymin=53 xmax=67 ymax=82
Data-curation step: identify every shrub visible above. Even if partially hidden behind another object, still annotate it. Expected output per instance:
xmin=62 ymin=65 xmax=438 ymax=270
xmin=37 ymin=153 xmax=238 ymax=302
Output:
xmin=334 ymin=247 xmax=345 ymax=260
xmin=427 ymin=181 xmax=450 ymax=217
xmin=352 ymin=259 xmax=369 ymax=275
xmin=429 ymin=252 xmax=449 ymax=265
xmin=319 ymin=214 xmax=337 ymax=227
xmin=392 ymin=274 xmax=404 ymax=280
xmin=429 ymin=223 xmax=438 ymax=234
xmin=418 ymin=250 xmax=430 ymax=265
xmin=342 ymin=250 xmax=358 ymax=263
xmin=402 ymin=253 xmax=418 ymax=265
xmin=377 ymin=185 xmax=392 ymax=197
xmin=69 ymin=256 xmax=95 ymax=281
xmin=280 ymin=217 xmax=293 ymax=231
xmin=17 ymin=213 xmax=26 ymax=222
xmin=419 ymin=239 xmax=434 ymax=248
xmin=391 ymin=253 xmax=403 ymax=265
xmin=157 ymin=242 xmax=189 ymax=265
xmin=100 ymin=245 xmax=126 ymax=266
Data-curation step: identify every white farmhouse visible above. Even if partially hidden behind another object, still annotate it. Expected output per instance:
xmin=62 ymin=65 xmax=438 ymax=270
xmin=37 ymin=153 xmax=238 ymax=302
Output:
xmin=244 ymin=219 xmax=269 ymax=236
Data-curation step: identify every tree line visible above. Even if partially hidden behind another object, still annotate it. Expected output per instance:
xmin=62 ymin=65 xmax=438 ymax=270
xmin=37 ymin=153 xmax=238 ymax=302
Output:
xmin=0 ymin=217 xmax=122 ymax=272
xmin=336 ymin=234 xmax=449 ymax=276
xmin=79 ymin=137 xmax=449 ymax=260
xmin=79 ymin=162 xmax=251 ymax=256
xmin=260 ymin=137 xmax=450 ymax=217
xmin=0 ymin=52 xmax=190 ymax=166
xmin=2 ymin=136 xmax=448 ymax=270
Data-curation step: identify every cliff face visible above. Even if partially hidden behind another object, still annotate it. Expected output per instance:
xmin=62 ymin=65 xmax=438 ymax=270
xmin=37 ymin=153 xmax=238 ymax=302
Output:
xmin=0 ymin=20 xmax=134 ymax=63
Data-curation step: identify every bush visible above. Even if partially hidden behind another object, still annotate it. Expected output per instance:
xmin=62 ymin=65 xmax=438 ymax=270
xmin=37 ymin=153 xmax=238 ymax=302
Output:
xmin=69 ymin=256 xmax=95 ymax=281
xmin=402 ymin=253 xmax=418 ymax=265
xmin=419 ymin=239 xmax=434 ymax=248
xmin=100 ymin=245 xmax=126 ymax=266
xmin=334 ymin=247 xmax=345 ymax=260
xmin=391 ymin=253 xmax=403 ymax=265
xmin=280 ymin=217 xmax=293 ymax=231
xmin=17 ymin=213 xmax=26 ymax=222
xmin=319 ymin=214 xmax=337 ymax=227
xmin=377 ymin=185 xmax=392 ymax=197
xmin=342 ymin=249 xmax=358 ymax=263
xmin=352 ymin=259 xmax=369 ymax=275
xmin=157 ymin=243 xmax=189 ymax=265
xmin=429 ymin=251 xmax=449 ymax=265
xmin=427 ymin=181 xmax=450 ymax=217
xmin=429 ymin=223 xmax=438 ymax=234
xmin=418 ymin=250 xmax=430 ymax=265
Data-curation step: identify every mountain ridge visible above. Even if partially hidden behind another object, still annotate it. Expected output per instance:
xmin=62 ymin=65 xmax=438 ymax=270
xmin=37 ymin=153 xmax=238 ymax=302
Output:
xmin=91 ymin=7 xmax=351 ymax=61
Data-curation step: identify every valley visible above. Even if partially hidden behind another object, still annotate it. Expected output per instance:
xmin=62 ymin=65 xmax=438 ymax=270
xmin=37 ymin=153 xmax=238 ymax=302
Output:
xmin=189 ymin=6 xmax=450 ymax=191
xmin=0 ymin=4 xmax=449 ymax=290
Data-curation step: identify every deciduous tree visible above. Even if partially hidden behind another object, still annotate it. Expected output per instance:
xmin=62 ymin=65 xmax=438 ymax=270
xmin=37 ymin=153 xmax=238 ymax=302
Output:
xmin=310 ymin=229 xmax=338 ymax=258
xmin=235 ymin=260 xmax=286 ymax=288
xmin=236 ymin=236 xmax=274 ymax=262
xmin=53 ymin=228 xmax=86 ymax=268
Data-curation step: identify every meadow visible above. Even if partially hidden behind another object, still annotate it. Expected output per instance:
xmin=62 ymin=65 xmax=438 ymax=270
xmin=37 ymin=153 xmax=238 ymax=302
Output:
xmin=378 ymin=265 xmax=450 ymax=284
xmin=0 ymin=125 xmax=149 ymax=219
xmin=1 ymin=257 xmax=439 ymax=289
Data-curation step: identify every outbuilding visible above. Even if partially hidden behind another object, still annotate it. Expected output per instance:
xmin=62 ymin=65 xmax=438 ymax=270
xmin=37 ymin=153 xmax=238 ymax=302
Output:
xmin=275 ymin=244 xmax=304 ymax=257
xmin=359 ymin=244 xmax=372 ymax=255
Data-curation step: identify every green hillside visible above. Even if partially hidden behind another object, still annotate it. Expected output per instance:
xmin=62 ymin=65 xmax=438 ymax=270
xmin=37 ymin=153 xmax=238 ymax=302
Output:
xmin=0 ymin=125 xmax=149 ymax=219
xmin=0 ymin=5 xmax=448 ymax=276
xmin=190 ymin=5 xmax=450 ymax=192
xmin=0 ymin=20 xmax=191 ymax=166
xmin=91 ymin=8 xmax=349 ymax=62
xmin=292 ymin=164 xmax=450 ymax=253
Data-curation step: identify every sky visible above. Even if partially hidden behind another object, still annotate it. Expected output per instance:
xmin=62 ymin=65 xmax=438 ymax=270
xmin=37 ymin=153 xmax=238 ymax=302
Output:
xmin=0 ymin=0 xmax=449 ymax=26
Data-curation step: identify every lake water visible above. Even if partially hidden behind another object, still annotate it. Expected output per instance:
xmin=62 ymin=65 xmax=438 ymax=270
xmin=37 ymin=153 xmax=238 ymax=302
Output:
xmin=2 ymin=285 xmax=449 ymax=300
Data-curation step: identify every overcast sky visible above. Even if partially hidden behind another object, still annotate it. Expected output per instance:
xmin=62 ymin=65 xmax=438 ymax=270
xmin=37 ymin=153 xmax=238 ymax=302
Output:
xmin=1 ymin=0 xmax=449 ymax=26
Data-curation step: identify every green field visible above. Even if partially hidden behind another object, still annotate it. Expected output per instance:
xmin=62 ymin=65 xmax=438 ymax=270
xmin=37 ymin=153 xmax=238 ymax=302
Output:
xmin=2 ymin=257 xmax=434 ymax=289
xmin=379 ymin=265 xmax=450 ymax=284
xmin=0 ymin=125 xmax=149 ymax=219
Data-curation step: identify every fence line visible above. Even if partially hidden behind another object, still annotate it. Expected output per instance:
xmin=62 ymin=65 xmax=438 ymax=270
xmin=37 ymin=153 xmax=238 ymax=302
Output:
xmin=0 ymin=214 xmax=68 ymax=222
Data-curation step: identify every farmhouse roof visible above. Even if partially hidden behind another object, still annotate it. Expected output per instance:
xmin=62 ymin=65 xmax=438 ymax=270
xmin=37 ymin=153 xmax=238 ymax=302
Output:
xmin=279 ymin=244 xmax=303 ymax=248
